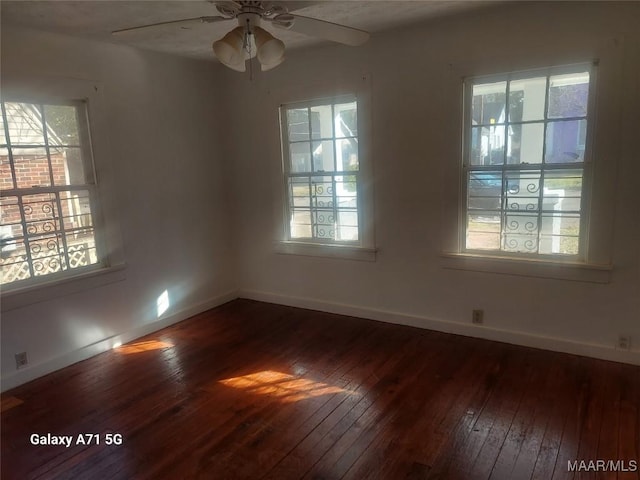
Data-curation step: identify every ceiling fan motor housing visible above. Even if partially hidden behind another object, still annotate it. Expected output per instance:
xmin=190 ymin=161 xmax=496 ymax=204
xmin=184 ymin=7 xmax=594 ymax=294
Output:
xmin=237 ymin=12 xmax=262 ymax=30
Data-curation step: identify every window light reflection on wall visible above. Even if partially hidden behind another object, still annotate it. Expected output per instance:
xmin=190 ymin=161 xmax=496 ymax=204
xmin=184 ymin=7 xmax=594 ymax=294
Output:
xmin=157 ymin=289 xmax=170 ymax=317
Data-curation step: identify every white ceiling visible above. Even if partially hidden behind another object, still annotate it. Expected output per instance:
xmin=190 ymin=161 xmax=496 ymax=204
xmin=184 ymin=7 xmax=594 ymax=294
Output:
xmin=1 ymin=1 xmax=495 ymax=61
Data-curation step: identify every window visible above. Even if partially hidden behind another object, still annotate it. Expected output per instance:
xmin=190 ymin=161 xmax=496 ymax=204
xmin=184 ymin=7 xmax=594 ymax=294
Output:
xmin=1 ymin=100 xmax=102 ymax=288
xmin=463 ymin=65 xmax=593 ymax=259
xmin=280 ymin=96 xmax=361 ymax=244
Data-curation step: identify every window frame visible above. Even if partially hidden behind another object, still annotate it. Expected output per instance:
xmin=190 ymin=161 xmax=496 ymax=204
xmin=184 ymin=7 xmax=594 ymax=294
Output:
xmin=280 ymin=94 xmax=362 ymax=247
xmin=0 ymin=75 xmax=125 ymax=307
xmin=273 ymin=74 xmax=376 ymax=262
xmin=460 ymin=63 xmax=597 ymax=262
xmin=1 ymin=98 xmax=107 ymax=289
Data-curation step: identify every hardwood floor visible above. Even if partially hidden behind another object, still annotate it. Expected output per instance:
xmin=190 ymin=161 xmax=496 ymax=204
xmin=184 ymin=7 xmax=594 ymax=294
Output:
xmin=2 ymin=299 xmax=638 ymax=479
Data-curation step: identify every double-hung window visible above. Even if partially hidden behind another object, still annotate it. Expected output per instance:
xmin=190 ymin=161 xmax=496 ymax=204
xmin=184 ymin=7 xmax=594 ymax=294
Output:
xmin=0 ymin=100 xmax=102 ymax=288
xmin=463 ymin=64 xmax=593 ymax=259
xmin=280 ymin=96 xmax=361 ymax=244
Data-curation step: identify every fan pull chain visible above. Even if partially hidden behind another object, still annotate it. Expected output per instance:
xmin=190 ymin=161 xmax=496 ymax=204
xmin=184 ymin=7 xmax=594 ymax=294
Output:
xmin=244 ymin=18 xmax=254 ymax=81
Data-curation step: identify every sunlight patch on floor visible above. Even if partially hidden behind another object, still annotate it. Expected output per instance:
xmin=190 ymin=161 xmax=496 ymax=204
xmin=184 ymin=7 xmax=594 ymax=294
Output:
xmin=1 ymin=396 xmax=24 ymax=412
xmin=115 ymin=340 xmax=174 ymax=354
xmin=219 ymin=370 xmax=345 ymax=403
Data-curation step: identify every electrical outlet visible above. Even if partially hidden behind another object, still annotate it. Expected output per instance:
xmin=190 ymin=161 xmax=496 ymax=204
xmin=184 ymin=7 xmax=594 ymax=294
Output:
xmin=15 ymin=352 xmax=28 ymax=369
xmin=472 ymin=309 xmax=484 ymax=325
xmin=617 ymin=335 xmax=631 ymax=350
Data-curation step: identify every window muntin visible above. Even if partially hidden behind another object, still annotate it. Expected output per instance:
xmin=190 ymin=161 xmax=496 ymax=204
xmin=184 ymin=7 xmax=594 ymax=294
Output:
xmin=1 ymin=100 xmax=101 ymax=287
xmin=463 ymin=66 xmax=592 ymax=257
xmin=281 ymin=96 xmax=360 ymax=244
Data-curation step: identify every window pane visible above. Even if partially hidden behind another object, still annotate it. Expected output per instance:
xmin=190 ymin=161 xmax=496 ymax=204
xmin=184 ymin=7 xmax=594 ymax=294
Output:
xmin=1 ymin=196 xmax=22 ymax=265
xmin=336 ymin=175 xmax=357 ymax=209
xmin=470 ymin=125 xmax=506 ymax=166
xmin=1 ymin=195 xmax=21 ymax=227
xmin=44 ymin=104 xmax=80 ymax=145
xmin=287 ymin=108 xmax=309 ymax=142
xmin=311 ymin=176 xmax=333 ymax=209
xmin=51 ymin=147 xmax=87 ymax=186
xmin=312 ymin=209 xmax=334 ymax=239
xmin=1 ymin=237 xmax=30 ymax=284
xmin=49 ymin=146 xmax=69 ymax=185
xmin=288 ymin=178 xmax=310 ymax=208
xmin=5 ymin=103 xmax=46 ymax=145
xmin=1 ymin=155 xmax=14 ymax=190
xmin=469 ymin=127 xmax=484 ymax=166
xmin=336 ymin=138 xmax=358 ymax=171
xmin=507 ymin=123 xmax=544 ymax=165
xmin=289 ymin=142 xmax=311 ymax=172
xmin=466 ymin=214 xmax=500 ymax=250
xmin=60 ymin=190 xmax=94 ymax=230
xmin=468 ymin=171 xmax=502 ymax=211
xmin=335 ymin=102 xmax=357 ymax=138
xmin=30 ymin=233 xmax=65 ymax=276
xmin=543 ymin=169 xmax=582 ymax=213
xmin=290 ymin=209 xmax=312 ymax=239
xmin=312 ymin=140 xmax=334 ymax=172
xmin=548 ymin=72 xmax=589 ymax=119
xmin=66 ymin=228 xmax=98 ymax=268
xmin=545 ymin=120 xmax=587 ymax=163
xmin=13 ymin=148 xmax=52 ymax=188
xmin=310 ymin=105 xmax=332 ymax=140
xmin=472 ymin=82 xmax=506 ymax=125
xmin=22 ymin=193 xmax=60 ymax=237
xmin=503 ymin=212 xmax=539 ymax=253
xmin=539 ymin=214 xmax=580 ymax=255
xmin=508 ymin=77 xmax=546 ymax=122
xmin=504 ymin=170 xmax=541 ymax=212
xmin=337 ymin=210 xmax=358 ymax=241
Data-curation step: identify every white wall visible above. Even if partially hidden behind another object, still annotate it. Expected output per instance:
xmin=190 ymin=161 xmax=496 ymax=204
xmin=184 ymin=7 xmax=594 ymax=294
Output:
xmin=1 ymin=26 xmax=238 ymax=390
xmin=226 ymin=2 xmax=640 ymax=363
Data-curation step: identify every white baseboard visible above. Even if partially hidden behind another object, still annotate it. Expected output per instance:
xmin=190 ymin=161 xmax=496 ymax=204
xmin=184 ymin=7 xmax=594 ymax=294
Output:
xmin=239 ymin=289 xmax=640 ymax=366
xmin=4 ymin=288 xmax=637 ymax=392
xmin=1 ymin=290 xmax=238 ymax=392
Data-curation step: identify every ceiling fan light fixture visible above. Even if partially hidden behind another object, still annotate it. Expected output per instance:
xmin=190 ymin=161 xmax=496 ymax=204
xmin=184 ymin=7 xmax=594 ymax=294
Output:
xmin=212 ymin=26 xmax=246 ymax=71
xmin=111 ymin=1 xmax=371 ymax=74
xmin=260 ymin=55 xmax=285 ymax=72
xmin=253 ymin=26 xmax=285 ymax=69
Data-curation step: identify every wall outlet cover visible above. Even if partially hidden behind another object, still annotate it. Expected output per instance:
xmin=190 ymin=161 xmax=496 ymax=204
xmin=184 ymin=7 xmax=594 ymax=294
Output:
xmin=15 ymin=352 xmax=28 ymax=369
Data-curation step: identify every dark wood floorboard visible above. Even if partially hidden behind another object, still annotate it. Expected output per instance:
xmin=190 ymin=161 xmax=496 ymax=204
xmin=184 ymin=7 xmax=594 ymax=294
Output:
xmin=2 ymin=299 xmax=638 ymax=480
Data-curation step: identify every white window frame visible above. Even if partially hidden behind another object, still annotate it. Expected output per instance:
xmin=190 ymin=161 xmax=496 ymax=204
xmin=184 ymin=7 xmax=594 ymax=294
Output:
xmin=1 ymin=99 xmax=105 ymax=288
xmin=439 ymin=40 xmax=624 ymax=284
xmin=460 ymin=63 xmax=596 ymax=262
xmin=1 ymin=75 xmax=125 ymax=309
xmin=280 ymin=95 xmax=362 ymax=242
xmin=275 ymin=76 xmax=375 ymax=262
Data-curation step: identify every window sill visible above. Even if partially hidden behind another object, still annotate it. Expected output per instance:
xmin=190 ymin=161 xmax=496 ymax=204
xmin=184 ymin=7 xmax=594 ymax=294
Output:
xmin=1 ymin=264 xmax=127 ymax=312
xmin=275 ymin=241 xmax=377 ymax=262
xmin=440 ymin=253 xmax=611 ymax=283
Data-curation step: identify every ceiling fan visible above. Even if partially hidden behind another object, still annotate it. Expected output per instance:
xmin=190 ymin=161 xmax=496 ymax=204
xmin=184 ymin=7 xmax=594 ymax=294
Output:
xmin=112 ymin=1 xmax=370 ymax=72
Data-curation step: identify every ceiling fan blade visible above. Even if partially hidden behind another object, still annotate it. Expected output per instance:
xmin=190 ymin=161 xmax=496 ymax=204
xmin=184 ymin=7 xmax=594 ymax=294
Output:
xmin=279 ymin=1 xmax=320 ymax=13
xmin=112 ymin=16 xmax=230 ymax=36
xmin=274 ymin=14 xmax=369 ymax=46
